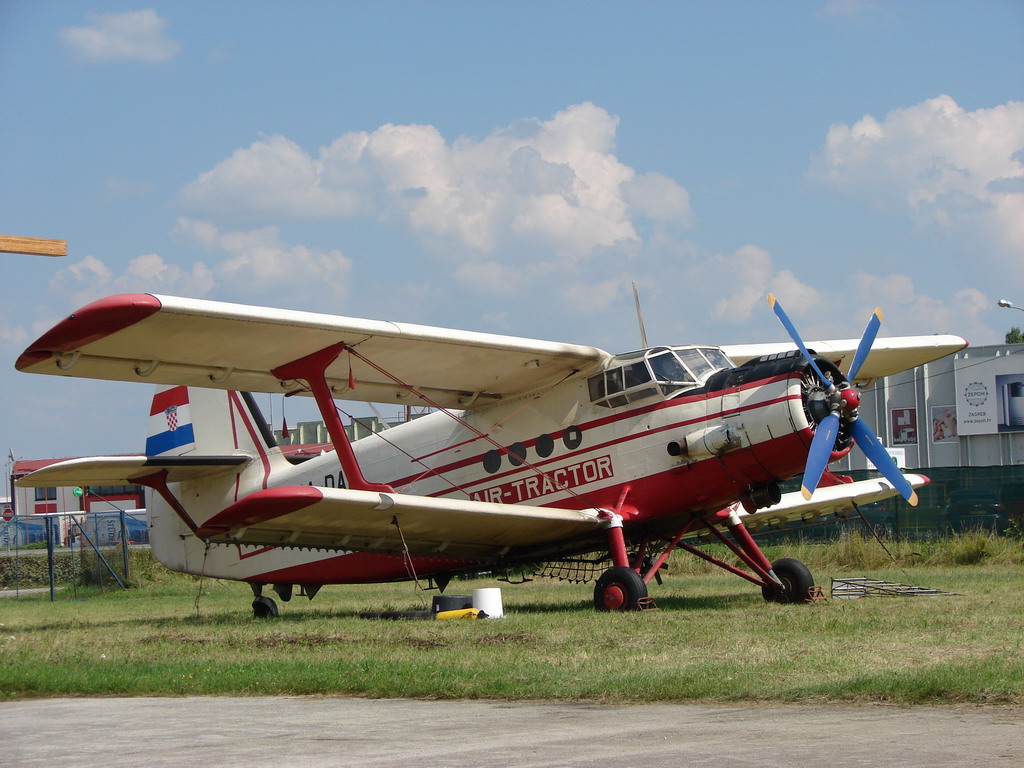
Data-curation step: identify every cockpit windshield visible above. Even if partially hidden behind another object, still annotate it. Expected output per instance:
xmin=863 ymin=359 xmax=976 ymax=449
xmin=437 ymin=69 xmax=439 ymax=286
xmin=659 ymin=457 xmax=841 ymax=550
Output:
xmin=587 ymin=345 xmax=734 ymax=408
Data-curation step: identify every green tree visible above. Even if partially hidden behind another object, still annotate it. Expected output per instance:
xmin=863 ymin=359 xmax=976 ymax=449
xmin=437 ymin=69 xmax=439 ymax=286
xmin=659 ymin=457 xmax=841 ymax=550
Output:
xmin=1006 ymin=326 xmax=1024 ymax=344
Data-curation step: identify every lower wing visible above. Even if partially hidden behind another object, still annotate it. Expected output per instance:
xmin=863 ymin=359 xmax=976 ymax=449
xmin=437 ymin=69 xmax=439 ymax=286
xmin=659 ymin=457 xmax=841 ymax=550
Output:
xmin=196 ymin=486 xmax=604 ymax=558
xmin=735 ymin=474 xmax=929 ymax=531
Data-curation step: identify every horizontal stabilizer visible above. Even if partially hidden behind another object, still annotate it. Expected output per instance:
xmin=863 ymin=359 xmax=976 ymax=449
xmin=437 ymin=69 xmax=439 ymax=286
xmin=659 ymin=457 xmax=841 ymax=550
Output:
xmin=15 ymin=455 xmax=251 ymax=488
xmin=197 ymin=486 xmax=604 ymax=557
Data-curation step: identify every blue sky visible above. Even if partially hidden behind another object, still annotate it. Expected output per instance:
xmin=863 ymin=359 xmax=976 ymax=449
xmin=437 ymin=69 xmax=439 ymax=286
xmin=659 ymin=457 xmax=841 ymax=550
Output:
xmin=2 ymin=1 xmax=1022 ymax=460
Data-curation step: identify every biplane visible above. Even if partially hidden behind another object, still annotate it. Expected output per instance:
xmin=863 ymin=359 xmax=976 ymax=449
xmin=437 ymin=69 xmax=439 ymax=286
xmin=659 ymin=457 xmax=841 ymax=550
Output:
xmin=15 ymin=292 xmax=966 ymax=614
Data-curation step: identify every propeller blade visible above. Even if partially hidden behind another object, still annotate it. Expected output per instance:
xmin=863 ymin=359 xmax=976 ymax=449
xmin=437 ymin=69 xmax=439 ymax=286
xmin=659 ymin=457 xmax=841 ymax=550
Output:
xmin=846 ymin=307 xmax=884 ymax=382
xmin=850 ymin=418 xmax=919 ymax=506
xmin=767 ymin=294 xmax=833 ymax=389
xmin=800 ymin=412 xmax=840 ymax=501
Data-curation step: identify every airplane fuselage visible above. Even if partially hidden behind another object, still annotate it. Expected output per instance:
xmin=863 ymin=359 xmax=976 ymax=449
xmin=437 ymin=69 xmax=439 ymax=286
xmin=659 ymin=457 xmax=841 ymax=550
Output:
xmin=149 ymin=347 xmax=826 ymax=586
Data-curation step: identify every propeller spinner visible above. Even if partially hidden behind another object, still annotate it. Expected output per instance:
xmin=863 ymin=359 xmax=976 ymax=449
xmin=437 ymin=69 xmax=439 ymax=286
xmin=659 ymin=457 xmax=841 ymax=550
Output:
xmin=767 ymin=294 xmax=919 ymax=506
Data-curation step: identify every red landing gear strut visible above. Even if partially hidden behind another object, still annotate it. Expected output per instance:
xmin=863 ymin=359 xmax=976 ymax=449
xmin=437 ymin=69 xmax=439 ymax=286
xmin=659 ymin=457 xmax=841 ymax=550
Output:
xmin=593 ymin=507 xmax=815 ymax=611
xmin=593 ymin=513 xmax=651 ymax=612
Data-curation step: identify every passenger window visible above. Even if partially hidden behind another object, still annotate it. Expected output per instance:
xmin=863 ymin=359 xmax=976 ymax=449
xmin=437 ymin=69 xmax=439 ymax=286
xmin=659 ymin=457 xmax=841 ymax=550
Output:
xmin=606 ymin=367 xmax=625 ymax=395
xmin=623 ymin=361 xmax=652 ymax=388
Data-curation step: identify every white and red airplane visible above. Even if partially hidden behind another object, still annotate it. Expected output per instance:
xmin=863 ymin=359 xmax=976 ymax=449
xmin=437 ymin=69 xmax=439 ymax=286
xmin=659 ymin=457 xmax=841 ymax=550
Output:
xmin=15 ymin=292 xmax=965 ymax=615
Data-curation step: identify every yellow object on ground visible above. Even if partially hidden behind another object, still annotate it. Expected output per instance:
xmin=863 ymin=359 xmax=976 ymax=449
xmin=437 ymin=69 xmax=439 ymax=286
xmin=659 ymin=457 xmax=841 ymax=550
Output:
xmin=435 ymin=608 xmax=485 ymax=620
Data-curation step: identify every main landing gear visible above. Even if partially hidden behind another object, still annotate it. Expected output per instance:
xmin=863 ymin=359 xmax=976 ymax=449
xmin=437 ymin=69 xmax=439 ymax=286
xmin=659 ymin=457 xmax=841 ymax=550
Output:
xmin=760 ymin=558 xmax=814 ymax=603
xmin=593 ymin=509 xmax=816 ymax=611
xmin=594 ymin=566 xmax=648 ymax=611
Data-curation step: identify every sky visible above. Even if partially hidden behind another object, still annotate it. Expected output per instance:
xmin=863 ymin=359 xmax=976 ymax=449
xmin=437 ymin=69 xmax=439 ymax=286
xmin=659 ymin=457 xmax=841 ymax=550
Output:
xmin=1 ymin=0 xmax=1022 ymax=461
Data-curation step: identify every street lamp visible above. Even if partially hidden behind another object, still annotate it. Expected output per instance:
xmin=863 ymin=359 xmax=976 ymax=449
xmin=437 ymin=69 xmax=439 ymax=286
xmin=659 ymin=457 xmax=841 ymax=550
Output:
xmin=997 ymin=299 xmax=1024 ymax=312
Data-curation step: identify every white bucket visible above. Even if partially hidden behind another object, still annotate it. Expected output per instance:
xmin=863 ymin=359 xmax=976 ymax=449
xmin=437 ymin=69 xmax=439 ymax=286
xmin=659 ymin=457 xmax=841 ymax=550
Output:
xmin=472 ymin=587 xmax=504 ymax=619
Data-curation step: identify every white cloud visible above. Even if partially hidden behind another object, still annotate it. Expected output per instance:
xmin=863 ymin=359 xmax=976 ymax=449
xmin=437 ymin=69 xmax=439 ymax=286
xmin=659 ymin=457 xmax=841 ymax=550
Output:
xmin=623 ymin=172 xmax=694 ymax=224
xmin=47 ymin=221 xmax=352 ymax=312
xmin=0 ymin=322 xmax=28 ymax=348
xmin=683 ymin=245 xmax=823 ymax=324
xmin=48 ymin=252 xmax=214 ymax=307
xmin=174 ymin=219 xmax=352 ymax=305
xmin=180 ymin=103 xmax=693 ymax=259
xmin=454 ymin=261 xmax=527 ymax=295
xmin=810 ymin=95 xmax=1024 ymax=267
xmin=60 ymin=9 xmax=182 ymax=63
xmin=847 ymin=272 xmax=994 ymax=341
xmin=561 ymin=277 xmax=629 ymax=314
xmin=48 ymin=254 xmax=114 ymax=307
xmin=114 ymin=253 xmax=215 ymax=296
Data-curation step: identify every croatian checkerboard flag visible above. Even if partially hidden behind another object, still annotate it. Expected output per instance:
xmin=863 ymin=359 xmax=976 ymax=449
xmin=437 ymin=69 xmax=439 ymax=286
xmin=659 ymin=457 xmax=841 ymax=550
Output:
xmin=146 ymin=386 xmax=195 ymax=456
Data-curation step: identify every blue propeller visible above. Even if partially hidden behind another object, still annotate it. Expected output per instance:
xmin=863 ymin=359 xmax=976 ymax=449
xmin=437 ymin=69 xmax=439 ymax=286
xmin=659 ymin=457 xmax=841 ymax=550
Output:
xmin=767 ymin=295 xmax=918 ymax=506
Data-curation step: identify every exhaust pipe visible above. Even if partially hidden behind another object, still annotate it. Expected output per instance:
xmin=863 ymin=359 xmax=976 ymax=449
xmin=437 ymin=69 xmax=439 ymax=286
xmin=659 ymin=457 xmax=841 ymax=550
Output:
xmin=740 ymin=482 xmax=782 ymax=513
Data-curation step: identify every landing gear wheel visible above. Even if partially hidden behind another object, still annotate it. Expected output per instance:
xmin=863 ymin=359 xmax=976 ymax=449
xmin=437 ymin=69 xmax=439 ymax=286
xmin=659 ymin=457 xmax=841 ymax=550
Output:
xmin=761 ymin=558 xmax=814 ymax=603
xmin=594 ymin=566 xmax=648 ymax=612
xmin=252 ymin=595 xmax=280 ymax=618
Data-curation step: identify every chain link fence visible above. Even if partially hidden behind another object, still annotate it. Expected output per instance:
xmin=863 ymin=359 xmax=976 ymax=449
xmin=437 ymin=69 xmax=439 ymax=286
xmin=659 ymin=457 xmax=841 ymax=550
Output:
xmin=763 ymin=465 xmax=1024 ymax=543
xmin=0 ymin=510 xmax=148 ymax=599
xmin=3 ymin=466 xmax=1023 ymax=597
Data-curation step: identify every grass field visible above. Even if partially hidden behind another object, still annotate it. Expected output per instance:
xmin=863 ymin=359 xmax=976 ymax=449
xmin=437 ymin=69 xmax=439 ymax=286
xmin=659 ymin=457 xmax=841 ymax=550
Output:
xmin=2 ymin=536 xmax=1022 ymax=705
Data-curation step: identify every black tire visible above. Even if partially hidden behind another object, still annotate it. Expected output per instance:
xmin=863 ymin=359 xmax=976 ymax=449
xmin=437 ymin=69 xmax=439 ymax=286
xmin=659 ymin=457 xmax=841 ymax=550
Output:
xmin=252 ymin=595 xmax=280 ymax=618
xmin=594 ymin=566 xmax=648 ymax=612
xmin=761 ymin=558 xmax=814 ymax=603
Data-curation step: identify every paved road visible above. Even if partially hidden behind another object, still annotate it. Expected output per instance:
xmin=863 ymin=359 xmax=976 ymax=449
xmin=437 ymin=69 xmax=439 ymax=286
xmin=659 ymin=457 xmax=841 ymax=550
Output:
xmin=2 ymin=697 xmax=1021 ymax=767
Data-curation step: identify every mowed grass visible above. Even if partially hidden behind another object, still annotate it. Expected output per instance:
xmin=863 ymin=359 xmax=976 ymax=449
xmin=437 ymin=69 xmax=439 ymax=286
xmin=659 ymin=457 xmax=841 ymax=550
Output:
xmin=2 ymin=538 xmax=1022 ymax=705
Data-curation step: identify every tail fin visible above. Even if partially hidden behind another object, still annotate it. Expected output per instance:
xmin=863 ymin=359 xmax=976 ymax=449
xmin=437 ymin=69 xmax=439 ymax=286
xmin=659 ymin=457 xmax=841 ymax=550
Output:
xmin=146 ymin=386 xmax=279 ymax=460
xmin=146 ymin=386 xmax=197 ymax=456
xmin=146 ymin=386 xmax=287 ymax=575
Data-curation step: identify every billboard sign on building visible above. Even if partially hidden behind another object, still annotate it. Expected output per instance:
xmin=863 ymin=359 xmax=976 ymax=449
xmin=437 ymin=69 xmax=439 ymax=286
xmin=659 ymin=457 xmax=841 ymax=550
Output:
xmin=890 ymin=408 xmax=918 ymax=445
xmin=954 ymin=354 xmax=1024 ymax=435
xmin=930 ymin=405 xmax=958 ymax=443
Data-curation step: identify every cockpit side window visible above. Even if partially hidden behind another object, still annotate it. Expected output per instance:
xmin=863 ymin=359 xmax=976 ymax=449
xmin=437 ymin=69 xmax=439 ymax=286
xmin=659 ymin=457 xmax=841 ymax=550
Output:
xmin=676 ymin=348 xmax=713 ymax=380
xmin=649 ymin=351 xmax=693 ymax=384
xmin=700 ymin=347 xmax=733 ymax=371
xmin=588 ymin=346 xmax=732 ymax=408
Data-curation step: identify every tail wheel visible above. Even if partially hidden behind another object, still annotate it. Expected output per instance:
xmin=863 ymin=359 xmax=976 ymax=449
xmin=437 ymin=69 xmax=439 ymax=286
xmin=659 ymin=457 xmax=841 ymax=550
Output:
xmin=594 ymin=566 xmax=647 ymax=612
xmin=761 ymin=558 xmax=814 ymax=603
xmin=252 ymin=595 xmax=280 ymax=618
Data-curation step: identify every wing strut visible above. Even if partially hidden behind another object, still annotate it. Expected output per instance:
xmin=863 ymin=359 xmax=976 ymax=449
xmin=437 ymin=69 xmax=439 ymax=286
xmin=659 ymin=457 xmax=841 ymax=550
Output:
xmin=271 ymin=343 xmax=394 ymax=494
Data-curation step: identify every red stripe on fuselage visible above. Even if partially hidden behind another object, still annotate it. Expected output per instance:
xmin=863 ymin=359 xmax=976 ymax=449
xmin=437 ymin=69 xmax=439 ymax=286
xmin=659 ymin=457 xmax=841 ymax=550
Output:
xmin=444 ymin=390 xmax=799 ymax=499
xmin=388 ymin=373 xmax=796 ymax=489
xmin=555 ymin=430 xmax=810 ymax=522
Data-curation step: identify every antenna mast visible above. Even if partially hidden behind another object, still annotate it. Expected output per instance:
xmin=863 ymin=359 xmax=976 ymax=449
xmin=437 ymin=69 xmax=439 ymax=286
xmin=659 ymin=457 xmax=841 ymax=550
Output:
xmin=632 ymin=280 xmax=649 ymax=349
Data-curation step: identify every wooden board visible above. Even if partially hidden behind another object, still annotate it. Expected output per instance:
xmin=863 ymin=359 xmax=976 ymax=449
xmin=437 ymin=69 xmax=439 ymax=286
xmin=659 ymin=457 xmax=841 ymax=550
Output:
xmin=0 ymin=235 xmax=67 ymax=257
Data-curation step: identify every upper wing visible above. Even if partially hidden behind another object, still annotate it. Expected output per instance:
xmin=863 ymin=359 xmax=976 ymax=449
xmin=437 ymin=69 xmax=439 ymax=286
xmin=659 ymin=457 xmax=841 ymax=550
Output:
xmin=722 ymin=335 xmax=967 ymax=384
xmin=735 ymin=474 xmax=929 ymax=531
xmin=195 ymin=485 xmax=604 ymax=557
xmin=14 ymin=455 xmax=251 ymax=487
xmin=16 ymin=294 xmax=609 ymax=409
